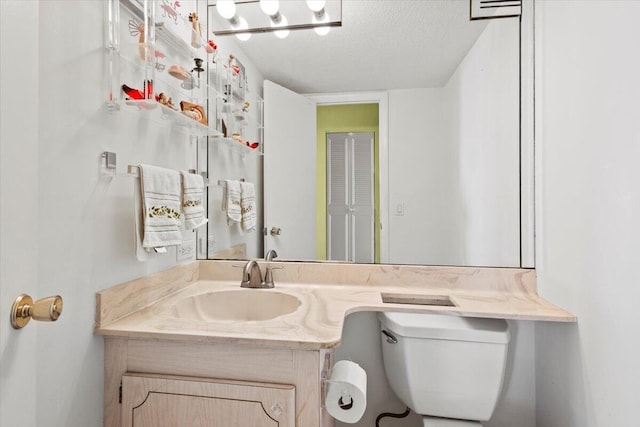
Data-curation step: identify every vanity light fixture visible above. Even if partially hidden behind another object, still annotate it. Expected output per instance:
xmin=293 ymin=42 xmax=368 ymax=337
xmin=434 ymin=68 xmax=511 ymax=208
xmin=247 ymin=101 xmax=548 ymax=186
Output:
xmin=271 ymin=15 xmax=290 ymax=39
xmin=312 ymin=9 xmax=330 ymax=36
xmin=210 ymin=0 xmax=342 ymax=39
xmin=231 ymin=16 xmax=252 ymax=41
xmin=216 ymin=0 xmax=237 ymax=19
xmin=260 ymin=0 xmax=290 ymax=39
xmin=305 ymin=0 xmax=326 ymax=13
xmin=260 ymin=0 xmax=280 ymax=17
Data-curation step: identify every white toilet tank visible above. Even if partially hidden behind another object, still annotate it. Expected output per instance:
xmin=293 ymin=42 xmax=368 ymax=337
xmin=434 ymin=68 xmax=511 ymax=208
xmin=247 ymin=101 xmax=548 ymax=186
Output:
xmin=379 ymin=312 xmax=509 ymax=422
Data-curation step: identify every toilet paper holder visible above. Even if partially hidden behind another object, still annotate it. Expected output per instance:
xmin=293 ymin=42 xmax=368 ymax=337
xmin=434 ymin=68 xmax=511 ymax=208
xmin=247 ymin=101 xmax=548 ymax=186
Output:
xmin=320 ymin=354 xmax=356 ymax=409
xmin=323 ymin=358 xmax=368 ymax=423
xmin=320 ymin=352 xmax=332 ymax=408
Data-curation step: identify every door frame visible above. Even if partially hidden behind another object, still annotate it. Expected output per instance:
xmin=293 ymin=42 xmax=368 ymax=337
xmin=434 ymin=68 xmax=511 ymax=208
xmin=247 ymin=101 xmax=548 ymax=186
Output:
xmin=306 ymin=92 xmax=390 ymax=263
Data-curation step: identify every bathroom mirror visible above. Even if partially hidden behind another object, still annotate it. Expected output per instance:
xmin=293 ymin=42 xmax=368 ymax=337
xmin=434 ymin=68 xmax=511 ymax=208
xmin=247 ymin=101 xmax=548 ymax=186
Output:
xmin=203 ymin=0 xmax=534 ymax=268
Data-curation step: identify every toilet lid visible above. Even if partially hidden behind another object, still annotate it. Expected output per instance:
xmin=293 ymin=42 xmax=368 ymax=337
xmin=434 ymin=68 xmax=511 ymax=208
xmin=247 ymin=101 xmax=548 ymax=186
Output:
xmin=379 ymin=312 xmax=510 ymax=344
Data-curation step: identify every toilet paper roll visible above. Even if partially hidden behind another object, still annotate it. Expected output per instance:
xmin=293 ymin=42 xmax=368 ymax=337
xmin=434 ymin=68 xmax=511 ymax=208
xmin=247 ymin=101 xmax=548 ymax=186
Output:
xmin=325 ymin=360 xmax=367 ymax=423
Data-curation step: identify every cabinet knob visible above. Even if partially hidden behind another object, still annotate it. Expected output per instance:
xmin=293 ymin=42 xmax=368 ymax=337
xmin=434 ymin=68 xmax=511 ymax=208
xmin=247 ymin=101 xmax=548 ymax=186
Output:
xmin=10 ymin=294 xmax=64 ymax=329
xmin=270 ymin=227 xmax=282 ymax=236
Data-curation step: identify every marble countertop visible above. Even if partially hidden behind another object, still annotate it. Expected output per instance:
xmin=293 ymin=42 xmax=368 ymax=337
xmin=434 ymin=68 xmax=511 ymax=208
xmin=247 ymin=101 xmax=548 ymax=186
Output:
xmin=95 ymin=262 xmax=576 ymax=350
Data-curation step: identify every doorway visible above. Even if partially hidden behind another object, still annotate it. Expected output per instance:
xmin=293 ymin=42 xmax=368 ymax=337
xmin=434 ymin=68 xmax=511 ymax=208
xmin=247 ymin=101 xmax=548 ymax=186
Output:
xmin=327 ymin=132 xmax=375 ymax=263
xmin=315 ymin=103 xmax=380 ymax=263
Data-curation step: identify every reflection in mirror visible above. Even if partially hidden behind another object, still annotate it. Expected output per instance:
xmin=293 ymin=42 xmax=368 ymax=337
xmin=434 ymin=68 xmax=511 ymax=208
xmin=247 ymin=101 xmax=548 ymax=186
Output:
xmin=202 ymin=0 xmax=531 ymax=268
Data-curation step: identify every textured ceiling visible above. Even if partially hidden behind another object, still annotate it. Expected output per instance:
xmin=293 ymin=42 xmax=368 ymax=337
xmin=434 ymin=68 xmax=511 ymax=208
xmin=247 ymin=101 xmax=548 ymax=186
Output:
xmin=215 ymin=0 xmax=489 ymax=94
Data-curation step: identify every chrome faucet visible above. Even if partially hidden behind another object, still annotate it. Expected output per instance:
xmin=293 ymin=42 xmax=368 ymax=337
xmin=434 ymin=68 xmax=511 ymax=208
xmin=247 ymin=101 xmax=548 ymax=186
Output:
xmin=240 ymin=258 xmax=281 ymax=289
xmin=265 ymin=249 xmax=278 ymax=261
xmin=240 ymin=260 xmax=264 ymax=288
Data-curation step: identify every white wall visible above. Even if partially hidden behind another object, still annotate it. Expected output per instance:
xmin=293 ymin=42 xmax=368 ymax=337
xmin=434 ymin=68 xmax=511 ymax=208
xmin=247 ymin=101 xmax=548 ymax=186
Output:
xmin=446 ymin=18 xmax=520 ymax=268
xmin=388 ymin=88 xmax=458 ymax=265
xmin=387 ymin=17 xmax=520 ymax=267
xmin=535 ymin=1 xmax=640 ymax=426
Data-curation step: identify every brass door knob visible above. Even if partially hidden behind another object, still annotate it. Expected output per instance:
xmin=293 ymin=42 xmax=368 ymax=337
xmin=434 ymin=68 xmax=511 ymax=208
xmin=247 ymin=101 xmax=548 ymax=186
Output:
xmin=10 ymin=294 xmax=63 ymax=329
xmin=270 ymin=227 xmax=282 ymax=236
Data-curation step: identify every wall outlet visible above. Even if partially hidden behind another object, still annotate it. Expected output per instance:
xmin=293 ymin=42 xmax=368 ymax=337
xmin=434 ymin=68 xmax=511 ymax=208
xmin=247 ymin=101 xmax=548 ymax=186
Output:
xmin=177 ymin=240 xmax=195 ymax=262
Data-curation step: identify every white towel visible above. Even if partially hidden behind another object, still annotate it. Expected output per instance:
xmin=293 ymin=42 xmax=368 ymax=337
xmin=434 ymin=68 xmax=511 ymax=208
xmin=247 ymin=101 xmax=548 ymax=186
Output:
xmin=240 ymin=181 xmax=256 ymax=231
xmin=181 ymin=171 xmax=208 ymax=230
xmin=222 ymin=179 xmax=242 ymax=224
xmin=139 ymin=164 xmax=182 ymax=248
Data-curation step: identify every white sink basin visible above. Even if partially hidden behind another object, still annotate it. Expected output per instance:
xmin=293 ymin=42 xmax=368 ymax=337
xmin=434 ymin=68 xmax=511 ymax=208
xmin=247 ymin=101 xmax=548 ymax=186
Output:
xmin=164 ymin=290 xmax=302 ymax=322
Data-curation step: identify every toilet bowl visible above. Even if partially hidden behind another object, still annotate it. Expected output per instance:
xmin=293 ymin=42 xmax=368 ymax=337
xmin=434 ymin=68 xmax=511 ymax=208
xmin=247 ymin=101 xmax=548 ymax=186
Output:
xmin=378 ymin=312 xmax=510 ymax=427
xmin=422 ymin=415 xmax=482 ymax=427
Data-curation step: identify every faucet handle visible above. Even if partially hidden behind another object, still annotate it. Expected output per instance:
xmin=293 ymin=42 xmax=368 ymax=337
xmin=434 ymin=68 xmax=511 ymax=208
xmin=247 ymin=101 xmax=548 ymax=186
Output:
xmin=262 ymin=265 xmax=283 ymax=288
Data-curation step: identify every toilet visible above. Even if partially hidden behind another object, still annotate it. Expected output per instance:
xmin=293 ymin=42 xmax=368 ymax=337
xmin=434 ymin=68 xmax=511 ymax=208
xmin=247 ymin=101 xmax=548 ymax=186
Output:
xmin=378 ymin=312 xmax=510 ymax=427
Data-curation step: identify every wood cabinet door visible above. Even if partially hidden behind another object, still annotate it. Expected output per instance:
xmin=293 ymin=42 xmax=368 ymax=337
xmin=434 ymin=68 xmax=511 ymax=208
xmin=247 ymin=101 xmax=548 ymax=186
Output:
xmin=122 ymin=373 xmax=295 ymax=427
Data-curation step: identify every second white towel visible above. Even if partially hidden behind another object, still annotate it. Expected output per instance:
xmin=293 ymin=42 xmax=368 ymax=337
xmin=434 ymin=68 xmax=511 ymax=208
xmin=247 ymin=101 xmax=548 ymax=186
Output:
xmin=223 ymin=179 xmax=242 ymax=224
xmin=240 ymin=181 xmax=256 ymax=231
xmin=139 ymin=164 xmax=182 ymax=249
xmin=181 ymin=171 xmax=208 ymax=230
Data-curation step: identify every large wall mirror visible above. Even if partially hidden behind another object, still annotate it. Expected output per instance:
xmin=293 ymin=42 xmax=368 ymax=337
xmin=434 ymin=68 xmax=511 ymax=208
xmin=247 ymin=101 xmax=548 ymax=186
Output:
xmin=201 ymin=0 xmax=534 ymax=268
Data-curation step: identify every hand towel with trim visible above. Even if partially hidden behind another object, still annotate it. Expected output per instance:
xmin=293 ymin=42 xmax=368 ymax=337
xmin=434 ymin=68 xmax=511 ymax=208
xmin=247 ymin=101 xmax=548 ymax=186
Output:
xmin=222 ymin=179 xmax=242 ymax=224
xmin=139 ymin=164 xmax=182 ymax=248
xmin=180 ymin=171 xmax=208 ymax=230
xmin=240 ymin=181 xmax=256 ymax=231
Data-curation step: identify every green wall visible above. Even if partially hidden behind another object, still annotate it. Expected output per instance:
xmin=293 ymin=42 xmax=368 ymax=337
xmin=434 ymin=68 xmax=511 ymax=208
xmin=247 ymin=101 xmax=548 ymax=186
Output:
xmin=316 ymin=103 xmax=380 ymax=262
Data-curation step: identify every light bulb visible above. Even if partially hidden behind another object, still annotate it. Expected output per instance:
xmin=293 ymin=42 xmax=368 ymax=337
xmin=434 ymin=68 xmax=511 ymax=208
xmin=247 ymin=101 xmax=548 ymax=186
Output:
xmin=271 ymin=14 xmax=289 ymax=39
xmin=260 ymin=0 xmax=279 ymax=17
xmin=232 ymin=16 xmax=251 ymax=41
xmin=313 ymin=11 xmax=330 ymax=36
xmin=306 ymin=0 xmax=326 ymax=12
xmin=216 ymin=0 xmax=236 ymax=20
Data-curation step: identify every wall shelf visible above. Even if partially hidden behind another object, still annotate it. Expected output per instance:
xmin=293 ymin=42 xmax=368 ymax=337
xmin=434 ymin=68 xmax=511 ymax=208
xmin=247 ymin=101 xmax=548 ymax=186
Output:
xmin=106 ymin=0 xmax=218 ymax=138
xmin=211 ymin=136 xmax=263 ymax=156
xmin=116 ymin=99 xmax=222 ymax=137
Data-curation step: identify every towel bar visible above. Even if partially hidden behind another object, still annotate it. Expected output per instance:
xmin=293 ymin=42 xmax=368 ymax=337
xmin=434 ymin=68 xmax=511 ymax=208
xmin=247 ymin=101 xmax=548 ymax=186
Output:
xmin=217 ymin=178 xmax=246 ymax=187
xmin=127 ymin=165 xmax=209 ymax=186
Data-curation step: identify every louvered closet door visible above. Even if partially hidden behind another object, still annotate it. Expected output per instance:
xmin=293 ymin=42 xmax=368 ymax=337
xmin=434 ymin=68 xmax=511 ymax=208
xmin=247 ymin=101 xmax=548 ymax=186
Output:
xmin=327 ymin=132 xmax=374 ymax=263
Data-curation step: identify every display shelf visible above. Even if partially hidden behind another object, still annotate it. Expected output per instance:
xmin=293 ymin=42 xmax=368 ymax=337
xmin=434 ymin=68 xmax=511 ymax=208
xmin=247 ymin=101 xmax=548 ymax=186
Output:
xmin=116 ymin=49 xmax=218 ymax=105
xmin=209 ymin=59 xmax=263 ymax=153
xmin=107 ymin=0 xmax=224 ymax=138
xmin=117 ymin=99 xmax=223 ymax=137
xmin=211 ymin=136 xmax=264 ymax=156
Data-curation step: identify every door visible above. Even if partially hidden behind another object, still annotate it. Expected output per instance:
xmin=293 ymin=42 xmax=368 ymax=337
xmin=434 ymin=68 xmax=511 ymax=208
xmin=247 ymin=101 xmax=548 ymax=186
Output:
xmin=327 ymin=133 xmax=375 ymax=263
xmin=263 ymin=81 xmax=317 ymax=259
xmin=122 ymin=373 xmax=295 ymax=427
xmin=0 ymin=1 xmax=40 ymax=425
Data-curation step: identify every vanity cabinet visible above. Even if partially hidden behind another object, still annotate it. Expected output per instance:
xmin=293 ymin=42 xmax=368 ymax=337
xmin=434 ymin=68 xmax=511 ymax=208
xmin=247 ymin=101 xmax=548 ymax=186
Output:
xmin=105 ymin=338 xmax=334 ymax=427
xmin=121 ymin=373 xmax=294 ymax=426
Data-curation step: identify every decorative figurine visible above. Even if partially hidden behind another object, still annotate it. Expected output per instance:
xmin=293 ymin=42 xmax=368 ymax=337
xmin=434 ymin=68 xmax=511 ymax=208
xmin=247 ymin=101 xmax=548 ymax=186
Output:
xmin=128 ymin=19 xmax=166 ymax=66
xmin=168 ymin=64 xmax=190 ymax=80
xmin=231 ymin=132 xmax=259 ymax=150
xmin=157 ymin=92 xmax=177 ymax=110
xmin=180 ymin=101 xmax=207 ymax=125
xmin=160 ymin=0 xmax=181 ymax=24
xmin=188 ymin=12 xmax=202 ymax=48
xmin=192 ymin=58 xmax=204 ymax=77
xmin=122 ymin=80 xmax=153 ymax=100
xmin=206 ymin=39 xmax=218 ymax=62
xmin=228 ymin=54 xmax=240 ymax=76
